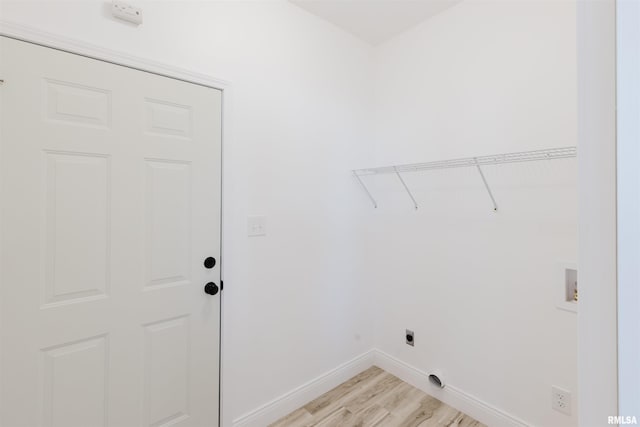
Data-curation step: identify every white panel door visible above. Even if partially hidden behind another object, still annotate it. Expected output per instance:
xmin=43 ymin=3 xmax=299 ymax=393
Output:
xmin=0 ymin=37 xmax=222 ymax=427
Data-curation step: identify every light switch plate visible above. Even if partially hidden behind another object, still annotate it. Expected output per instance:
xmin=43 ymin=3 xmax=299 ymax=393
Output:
xmin=248 ymin=216 xmax=267 ymax=237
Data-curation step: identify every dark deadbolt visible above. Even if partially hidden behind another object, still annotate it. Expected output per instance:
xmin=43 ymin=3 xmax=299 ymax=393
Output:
xmin=204 ymin=282 xmax=219 ymax=296
xmin=204 ymin=257 xmax=216 ymax=269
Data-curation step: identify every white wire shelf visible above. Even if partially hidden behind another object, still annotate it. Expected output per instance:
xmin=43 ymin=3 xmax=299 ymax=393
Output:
xmin=352 ymin=146 xmax=577 ymax=211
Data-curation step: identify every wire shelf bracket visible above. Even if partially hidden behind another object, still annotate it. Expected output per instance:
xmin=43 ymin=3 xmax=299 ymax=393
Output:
xmin=353 ymin=171 xmax=377 ymax=208
xmin=474 ymin=158 xmax=498 ymax=211
xmin=394 ymin=166 xmax=418 ymax=210
xmin=352 ymin=146 xmax=577 ymax=211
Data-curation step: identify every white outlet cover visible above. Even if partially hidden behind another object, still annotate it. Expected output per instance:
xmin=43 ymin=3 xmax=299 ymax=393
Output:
xmin=552 ymin=386 xmax=572 ymax=415
xmin=247 ymin=216 xmax=267 ymax=237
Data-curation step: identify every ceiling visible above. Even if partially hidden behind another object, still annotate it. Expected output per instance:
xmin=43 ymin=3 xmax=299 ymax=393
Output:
xmin=290 ymin=0 xmax=462 ymax=45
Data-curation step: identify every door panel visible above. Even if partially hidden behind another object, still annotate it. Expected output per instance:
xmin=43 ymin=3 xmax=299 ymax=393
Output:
xmin=145 ymin=160 xmax=192 ymax=290
xmin=143 ymin=316 xmax=190 ymax=427
xmin=44 ymin=151 xmax=111 ymax=306
xmin=0 ymin=37 xmax=221 ymax=427
xmin=41 ymin=335 xmax=109 ymax=427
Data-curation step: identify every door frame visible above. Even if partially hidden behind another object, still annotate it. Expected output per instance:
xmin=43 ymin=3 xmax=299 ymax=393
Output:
xmin=0 ymin=20 xmax=231 ymax=427
xmin=576 ymin=0 xmax=619 ymax=424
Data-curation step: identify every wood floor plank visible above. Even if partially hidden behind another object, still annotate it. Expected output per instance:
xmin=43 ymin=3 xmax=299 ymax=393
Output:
xmin=420 ymin=405 xmax=460 ymax=427
xmin=393 ymin=396 xmax=443 ymax=427
xmin=302 ymin=368 xmax=386 ymax=424
xmin=456 ymin=413 xmax=485 ymax=427
xmin=380 ymin=382 xmax=418 ymax=413
xmin=371 ymin=413 xmax=400 ymax=427
xmin=343 ymin=373 xmax=403 ymax=414
xmin=310 ymin=407 xmax=354 ymax=427
xmin=349 ymin=404 xmax=390 ymax=427
xmin=269 ymin=407 xmax=314 ymax=427
xmin=304 ymin=366 xmax=384 ymax=415
xmin=269 ymin=366 xmax=487 ymax=427
xmin=386 ymin=387 xmax=429 ymax=420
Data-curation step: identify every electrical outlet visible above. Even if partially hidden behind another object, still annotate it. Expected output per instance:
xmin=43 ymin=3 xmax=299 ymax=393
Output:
xmin=552 ymin=386 xmax=571 ymax=415
xmin=405 ymin=329 xmax=414 ymax=346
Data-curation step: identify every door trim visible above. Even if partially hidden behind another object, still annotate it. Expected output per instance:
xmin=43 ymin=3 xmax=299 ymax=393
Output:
xmin=0 ymin=20 xmax=230 ymax=427
xmin=0 ymin=21 xmax=230 ymax=90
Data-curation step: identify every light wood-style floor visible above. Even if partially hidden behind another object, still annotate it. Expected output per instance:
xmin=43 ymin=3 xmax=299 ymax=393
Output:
xmin=269 ymin=366 xmax=487 ymax=427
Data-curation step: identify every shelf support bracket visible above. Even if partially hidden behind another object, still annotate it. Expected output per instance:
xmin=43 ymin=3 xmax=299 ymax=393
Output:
xmin=394 ymin=167 xmax=418 ymax=210
xmin=474 ymin=158 xmax=498 ymax=211
xmin=353 ymin=171 xmax=378 ymax=208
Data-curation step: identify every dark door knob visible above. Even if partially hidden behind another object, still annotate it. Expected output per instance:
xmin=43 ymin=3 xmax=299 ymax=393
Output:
xmin=204 ymin=282 xmax=219 ymax=295
xmin=204 ymin=257 xmax=216 ymax=269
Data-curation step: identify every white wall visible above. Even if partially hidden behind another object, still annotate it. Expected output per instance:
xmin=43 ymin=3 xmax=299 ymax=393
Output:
xmin=365 ymin=1 xmax=578 ymax=426
xmin=617 ymin=0 xmax=639 ymax=419
xmin=0 ymin=1 xmax=375 ymax=425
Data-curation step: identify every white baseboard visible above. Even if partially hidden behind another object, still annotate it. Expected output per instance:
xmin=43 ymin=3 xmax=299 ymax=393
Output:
xmin=373 ymin=349 xmax=531 ymax=427
xmin=231 ymin=348 xmax=531 ymax=427
xmin=231 ymin=350 xmax=376 ymax=427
